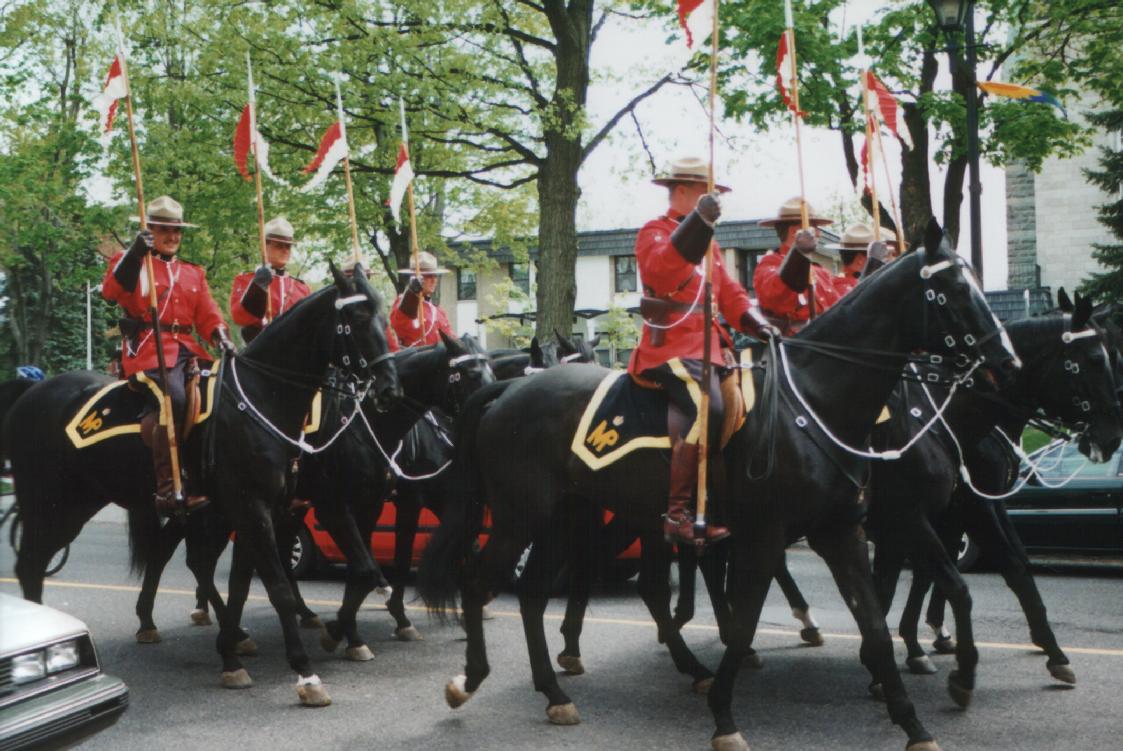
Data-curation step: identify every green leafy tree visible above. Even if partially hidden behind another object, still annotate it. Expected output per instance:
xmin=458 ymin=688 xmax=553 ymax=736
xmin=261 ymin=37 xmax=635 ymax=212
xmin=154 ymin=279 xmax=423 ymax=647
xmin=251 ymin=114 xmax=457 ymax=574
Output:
xmin=1079 ymin=108 xmax=1123 ymax=301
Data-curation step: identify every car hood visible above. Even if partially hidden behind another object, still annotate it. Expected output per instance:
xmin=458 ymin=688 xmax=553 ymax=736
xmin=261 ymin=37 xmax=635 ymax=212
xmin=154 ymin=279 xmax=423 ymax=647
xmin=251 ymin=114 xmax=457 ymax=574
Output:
xmin=0 ymin=593 xmax=88 ymax=656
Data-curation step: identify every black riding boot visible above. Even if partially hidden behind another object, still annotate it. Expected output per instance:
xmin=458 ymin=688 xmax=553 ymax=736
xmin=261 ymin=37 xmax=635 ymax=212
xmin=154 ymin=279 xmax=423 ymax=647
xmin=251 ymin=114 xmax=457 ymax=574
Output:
xmin=664 ymin=438 xmax=729 ymax=546
xmin=140 ymin=413 xmax=208 ymax=516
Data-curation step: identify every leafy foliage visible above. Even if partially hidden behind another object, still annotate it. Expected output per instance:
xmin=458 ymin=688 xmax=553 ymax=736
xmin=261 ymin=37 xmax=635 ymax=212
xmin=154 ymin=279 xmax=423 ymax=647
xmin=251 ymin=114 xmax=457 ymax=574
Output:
xmin=1079 ymin=108 xmax=1123 ymax=301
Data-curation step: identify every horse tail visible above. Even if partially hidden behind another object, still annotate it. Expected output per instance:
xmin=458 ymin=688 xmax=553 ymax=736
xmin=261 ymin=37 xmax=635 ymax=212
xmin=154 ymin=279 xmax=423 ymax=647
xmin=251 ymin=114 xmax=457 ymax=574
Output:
xmin=0 ymin=378 xmax=39 ymax=465
xmin=417 ymin=378 xmax=514 ymax=621
xmin=127 ymin=502 xmax=163 ymax=576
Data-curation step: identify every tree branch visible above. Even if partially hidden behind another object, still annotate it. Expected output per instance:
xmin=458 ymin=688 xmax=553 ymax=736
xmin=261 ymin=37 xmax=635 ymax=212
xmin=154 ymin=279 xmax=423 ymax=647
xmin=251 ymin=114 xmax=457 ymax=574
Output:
xmin=582 ymin=72 xmax=676 ymax=161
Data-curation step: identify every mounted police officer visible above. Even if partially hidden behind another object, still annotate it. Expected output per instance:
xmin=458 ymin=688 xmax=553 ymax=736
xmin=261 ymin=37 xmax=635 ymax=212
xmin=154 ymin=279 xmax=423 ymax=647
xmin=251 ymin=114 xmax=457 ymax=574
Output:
xmin=632 ymin=157 xmax=777 ymax=545
xmin=389 ymin=251 xmax=453 ymax=348
xmin=229 ymin=216 xmax=311 ymax=343
xmin=102 ymin=196 xmax=235 ymax=515
xmin=753 ymin=197 xmax=840 ymax=334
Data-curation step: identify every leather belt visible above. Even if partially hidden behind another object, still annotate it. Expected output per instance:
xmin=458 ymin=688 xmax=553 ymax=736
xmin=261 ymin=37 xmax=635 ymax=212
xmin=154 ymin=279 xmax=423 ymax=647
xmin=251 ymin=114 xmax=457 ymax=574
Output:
xmin=141 ymin=322 xmax=194 ymax=335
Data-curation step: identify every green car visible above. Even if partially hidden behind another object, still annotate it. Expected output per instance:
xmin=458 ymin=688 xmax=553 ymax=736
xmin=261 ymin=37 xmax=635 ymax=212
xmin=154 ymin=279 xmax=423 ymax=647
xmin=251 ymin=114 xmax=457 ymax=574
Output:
xmin=958 ymin=441 xmax=1123 ymax=570
xmin=0 ymin=594 xmax=128 ymax=750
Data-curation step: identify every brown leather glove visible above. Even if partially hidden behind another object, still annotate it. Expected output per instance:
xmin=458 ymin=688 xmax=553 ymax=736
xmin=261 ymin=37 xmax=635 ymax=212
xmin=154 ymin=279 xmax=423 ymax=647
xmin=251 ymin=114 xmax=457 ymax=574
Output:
xmin=860 ymin=241 xmax=891 ymax=280
xmin=399 ymin=277 xmax=422 ymax=318
xmin=212 ymin=327 xmax=236 ymax=355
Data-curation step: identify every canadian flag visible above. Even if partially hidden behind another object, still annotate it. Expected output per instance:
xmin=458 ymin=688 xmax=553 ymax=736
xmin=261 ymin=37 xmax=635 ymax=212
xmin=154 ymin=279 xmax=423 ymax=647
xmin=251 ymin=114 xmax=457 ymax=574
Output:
xmin=388 ymin=143 xmax=414 ymax=225
xmin=300 ymin=121 xmax=348 ymax=193
xmin=776 ymin=31 xmax=805 ymax=117
xmin=91 ymin=53 xmax=127 ymax=144
xmin=676 ymin=0 xmax=714 ymax=49
xmin=233 ymin=105 xmax=284 ymax=183
xmin=866 ymin=71 xmax=913 ymax=150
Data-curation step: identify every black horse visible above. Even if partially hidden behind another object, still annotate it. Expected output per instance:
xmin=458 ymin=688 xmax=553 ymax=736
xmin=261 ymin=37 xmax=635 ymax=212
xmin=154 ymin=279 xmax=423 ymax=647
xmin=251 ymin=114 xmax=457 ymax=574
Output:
xmin=2 ymin=266 xmax=400 ymax=706
xmin=489 ymin=332 xmax=600 ymax=380
xmin=863 ymin=294 xmax=1122 ymax=705
xmin=418 ymin=220 xmax=1018 ymax=750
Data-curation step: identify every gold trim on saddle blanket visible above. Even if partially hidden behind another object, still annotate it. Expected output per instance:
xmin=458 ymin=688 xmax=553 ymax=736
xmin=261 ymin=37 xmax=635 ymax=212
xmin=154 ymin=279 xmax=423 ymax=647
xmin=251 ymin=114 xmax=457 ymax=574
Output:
xmin=302 ymin=391 xmax=323 ymax=435
xmin=64 ymin=375 xmax=219 ymax=450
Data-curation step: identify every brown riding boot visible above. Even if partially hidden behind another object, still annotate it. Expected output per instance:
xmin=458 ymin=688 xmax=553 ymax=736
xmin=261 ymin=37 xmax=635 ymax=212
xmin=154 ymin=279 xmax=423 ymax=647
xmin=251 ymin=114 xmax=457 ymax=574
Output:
xmin=141 ymin=414 xmax=208 ymax=516
xmin=664 ymin=441 xmax=730 ymax=546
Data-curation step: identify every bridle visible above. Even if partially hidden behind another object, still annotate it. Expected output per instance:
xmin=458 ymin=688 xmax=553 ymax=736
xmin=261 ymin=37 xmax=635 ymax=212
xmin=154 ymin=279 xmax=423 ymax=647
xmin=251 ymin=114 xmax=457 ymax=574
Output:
xmin=445 ymin=350 xmax=494 ymax=415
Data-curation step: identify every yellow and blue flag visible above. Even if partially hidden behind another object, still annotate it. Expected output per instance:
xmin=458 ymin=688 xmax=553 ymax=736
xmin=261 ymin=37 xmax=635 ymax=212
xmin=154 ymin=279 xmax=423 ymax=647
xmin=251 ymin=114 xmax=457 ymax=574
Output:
xmin=977 ymin=81 xmax=1067 ymax=117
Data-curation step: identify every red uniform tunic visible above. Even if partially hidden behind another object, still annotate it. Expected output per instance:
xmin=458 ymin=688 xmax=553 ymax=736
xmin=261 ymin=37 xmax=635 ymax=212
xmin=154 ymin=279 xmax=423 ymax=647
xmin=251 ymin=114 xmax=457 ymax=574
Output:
xmin=628 ymin=213 xmax=753 ymax=376
xmin=832 ymin=272 xmax=859 ymax=297
xmin=753 ymin=242 xmax=842 ymax=329
xmin=389 ymin=295 xmax=452 ymax=348
xmin=102 ymin=252 xmax=226 ymax=377
xmin=228 ymin=271 xmax=311 ymax=327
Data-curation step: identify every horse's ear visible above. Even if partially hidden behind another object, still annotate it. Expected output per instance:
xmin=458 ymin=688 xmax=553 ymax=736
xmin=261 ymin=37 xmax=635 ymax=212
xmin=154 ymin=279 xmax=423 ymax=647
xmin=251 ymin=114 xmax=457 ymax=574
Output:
xmin=1056 ymin=287 xmax=1073 ymax=312
xmin=589 ymin=334 xmax=601 ymax=348
xmin=1072 ymin=291 xmax=1093 ymax=330
xmin=329 ymin=261 xmax=354 ymax=294
xmin=440 ymin=329 xmax=460 ymax=351
xmin=529 ymin=336 xmax=544 ymax=363
xmin=923 ymin=217 xmax=944 ymax=263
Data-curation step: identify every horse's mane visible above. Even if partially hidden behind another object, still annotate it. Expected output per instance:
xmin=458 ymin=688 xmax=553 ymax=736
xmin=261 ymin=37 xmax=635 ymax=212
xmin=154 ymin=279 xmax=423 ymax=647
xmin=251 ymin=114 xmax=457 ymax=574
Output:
xmin=795 ymin=250 xmax=922 ymax=340
xmin=242 ymin=285 xmax=337 ymax=357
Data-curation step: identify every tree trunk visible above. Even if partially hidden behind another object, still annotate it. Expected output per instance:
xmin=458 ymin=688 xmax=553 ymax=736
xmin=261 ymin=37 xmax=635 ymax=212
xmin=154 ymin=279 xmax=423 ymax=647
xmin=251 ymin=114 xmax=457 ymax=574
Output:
xmin=899 ymin=43 xmax=939 ymax=249
xmin=942 ymin=155 xmax=968 ymax=248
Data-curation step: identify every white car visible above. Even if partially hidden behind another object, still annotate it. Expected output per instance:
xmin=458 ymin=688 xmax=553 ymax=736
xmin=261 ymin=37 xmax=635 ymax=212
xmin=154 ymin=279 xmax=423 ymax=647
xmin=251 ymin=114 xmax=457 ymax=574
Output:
xmin=0 ymin=593 xmax=128 ymax=750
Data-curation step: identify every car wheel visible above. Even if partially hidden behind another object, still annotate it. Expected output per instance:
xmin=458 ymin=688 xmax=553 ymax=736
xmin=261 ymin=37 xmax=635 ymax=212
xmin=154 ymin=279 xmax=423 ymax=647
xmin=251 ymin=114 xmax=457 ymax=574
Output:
xmin=956 ymin=533 xmax=980 ymax=572
xmin=290 ymin=525 xmax=319 ymax=579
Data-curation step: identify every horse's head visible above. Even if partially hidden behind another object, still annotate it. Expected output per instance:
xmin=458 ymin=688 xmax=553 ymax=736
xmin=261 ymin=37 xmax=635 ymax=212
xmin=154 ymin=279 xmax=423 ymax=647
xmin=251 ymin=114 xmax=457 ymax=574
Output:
xmin=554 ymin=329 xmax=599 ymax=364
xmin=330 ymin=262 xmax=402 ymax=410
xmin=528 ymin=336 xmax=560 ymax=371
xmin=440 ymin=331 xmax=495 ymax=415
xmin=913 ymin=218 xmax=1021 ymax=383
xmin=1062 ymin=294 xmax=1123 ymax=461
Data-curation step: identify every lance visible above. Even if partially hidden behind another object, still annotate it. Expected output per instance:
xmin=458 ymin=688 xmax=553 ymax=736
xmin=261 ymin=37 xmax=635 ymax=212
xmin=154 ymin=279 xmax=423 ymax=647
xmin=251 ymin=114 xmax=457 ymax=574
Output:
xmin=784 ymin=0 xmax=816 ymax=319
xmin=857 ymin=24 xmax=882 ymax=242
xmin=116 ymin=19 xmax=185 ymax=506
xmin=693 ymin=0 xmax=722 ymax=544
xmin=247 ymin=54 xmax=272 ymax=321
xmin=335 ymin=80 xmax=363 ymax=269
xmin=401 ymin=97 xmax=426 ymax=338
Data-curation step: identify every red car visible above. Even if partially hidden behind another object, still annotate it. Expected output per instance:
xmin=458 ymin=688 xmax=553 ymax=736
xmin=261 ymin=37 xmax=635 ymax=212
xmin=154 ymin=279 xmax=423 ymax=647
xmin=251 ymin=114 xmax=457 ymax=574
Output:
xmin=290 ymin=502 xmax=642 ymax=583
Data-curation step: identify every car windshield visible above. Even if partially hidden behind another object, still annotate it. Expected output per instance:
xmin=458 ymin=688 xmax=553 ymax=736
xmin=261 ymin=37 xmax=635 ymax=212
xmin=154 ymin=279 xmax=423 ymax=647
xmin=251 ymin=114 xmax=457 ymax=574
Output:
xmin=1025 ymin=441 xmax=1123 ymax=481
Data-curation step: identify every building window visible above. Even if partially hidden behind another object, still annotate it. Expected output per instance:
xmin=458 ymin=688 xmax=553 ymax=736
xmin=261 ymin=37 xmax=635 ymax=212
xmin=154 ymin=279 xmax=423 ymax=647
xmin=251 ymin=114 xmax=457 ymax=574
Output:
xmin=509 ymin=262 xmax=530 ymax=295
xmin=457 ymin=269 xmax=476 ymax=301
xmin=613 ymin=255 xmax=637 ymax=293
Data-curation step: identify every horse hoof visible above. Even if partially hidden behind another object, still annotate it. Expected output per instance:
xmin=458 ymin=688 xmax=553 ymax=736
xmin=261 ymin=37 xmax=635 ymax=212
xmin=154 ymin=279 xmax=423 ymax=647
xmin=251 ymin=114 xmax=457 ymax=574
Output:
xmin=445 ymin=674 xmax=474 ymax=709
xmin=320 ymin=628 xmax=341 ymax=654
xmin=190 ymin=609 xmax=212 ymax=626
xmin=300 ymin=615 xmax=323 ymax=630
xmin=557 ymin=654 xmax=585 ymax=675
xmin=932 ymin=636 xmax=957 ymax=655
xmin=693 ymin=677 xmax=714 ymax=695
xmin=221 ymin=669 xmax=253 ymax=689
xmin=947 ymin=671 xmax=973 ymax=708
xmin=868 ymin=682 xmax=886 ymax=702
xmin=546 ymin=702 xmax=580 ymax=725
xmin=906 ymin=741 xmax=942 ymax=751
xmin=481 ymin=606 xmax=495 ymax=621
xmin=395 ymin=626 xmax=423 ymax=642
xmin=907 ymin=655 xmax=938 ymax=675
xmin=234 ymin=637 xmax=258 ymax=656
xmin=345 ymin=644 xmax=374 ymax=662
xmin=1048 ymin=663 xmax=1076 ymax=685
xmin=297 ymin=675 xmax=331 ymax=707
xmin=742 ymin=652 xmax=764 ymax=670
xmin=800 ymin=627 xmax=824 ymax=647
xmin=711 ymin=732 xmax=751 ymax=751
xmin=135 ymin=629 xmax=161 ymax=644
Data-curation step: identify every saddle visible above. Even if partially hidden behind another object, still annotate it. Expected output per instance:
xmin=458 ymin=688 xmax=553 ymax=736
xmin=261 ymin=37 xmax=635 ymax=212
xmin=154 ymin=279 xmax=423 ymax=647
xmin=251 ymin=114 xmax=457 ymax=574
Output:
xmin=64 ymin=369 xmax=217 ymax=450
xmin=571 ymin=350 xmax=757 ymax=471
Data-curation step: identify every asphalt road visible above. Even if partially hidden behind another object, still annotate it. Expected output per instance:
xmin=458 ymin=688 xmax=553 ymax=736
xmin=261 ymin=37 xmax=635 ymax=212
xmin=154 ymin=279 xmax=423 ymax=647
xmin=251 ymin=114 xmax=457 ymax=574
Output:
xmin=2 ymin=521 xmax=1121 ymax=750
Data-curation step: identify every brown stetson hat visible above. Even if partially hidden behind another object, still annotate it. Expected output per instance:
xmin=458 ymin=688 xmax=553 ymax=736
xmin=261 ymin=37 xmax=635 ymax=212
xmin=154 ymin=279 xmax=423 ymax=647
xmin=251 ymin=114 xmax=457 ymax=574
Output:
xmin=758 ymin=196 xmax=832 ymax=227
xmin=651 ymin=156 xmax=731 ymax=193
xmin=129 ymin=195 xmax=199 ymax=229
xmin=825 ymin=223 xmax=877 ymax=251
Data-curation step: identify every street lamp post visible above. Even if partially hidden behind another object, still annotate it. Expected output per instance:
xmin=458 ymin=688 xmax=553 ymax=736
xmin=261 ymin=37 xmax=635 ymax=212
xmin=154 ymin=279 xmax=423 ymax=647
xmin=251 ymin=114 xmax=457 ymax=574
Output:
xmin=932 ymin=0 xmax=984 ymax=284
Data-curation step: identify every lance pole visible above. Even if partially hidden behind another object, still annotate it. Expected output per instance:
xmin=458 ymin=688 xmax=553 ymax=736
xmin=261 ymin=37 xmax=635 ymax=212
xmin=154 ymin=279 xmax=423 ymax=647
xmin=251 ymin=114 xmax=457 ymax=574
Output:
xmin=335 ymin=81 xmax=363 ymax=269
xmin=401 ymin=98 xmax=425 ymax=338
xmin=785 ymin=0 xmax=816 ymax=319
xmin=693 ymin=0 xmax=721 ymax=543
xmin=117 ymin=20 xmax=184 ymax=505
xmin=872 ymin=123 xmax=906 ymax=251
xmin=857 ymin=25 xmax=881 ymax=242
xmin=247 ymin=54 xmax=272 ymax=321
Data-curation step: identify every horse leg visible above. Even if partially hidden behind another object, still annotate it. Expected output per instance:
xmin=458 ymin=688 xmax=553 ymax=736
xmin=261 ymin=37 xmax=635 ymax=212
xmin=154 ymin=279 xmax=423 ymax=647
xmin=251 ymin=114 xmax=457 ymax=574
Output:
xmin=183 ymin=525 xmax=246 ymax=648
xmin=14 ymin=494 xmax=93 ymax=604
xmin=557 ymin=502 xmax=598 ymax=676
xmin=807 ymin=525 xmax=936 ymax=751
xmin=517 ymin=522 xmax=579 ymax=725
xmin=314 ymin=506 xmax=383 ymax=661
xmin=636 ymin=533 xmax=714 ymax=692
xmin=276 ymin=511 xmax=320 ymax=626
xmin=774 ymin=550 xmax=821 ymax=646
xmin=900 ymin=570 xmax=938 ymax=673
xmin=388 ymin=490 xmax=422 ymax=640
xmin=215 ymin=539 xmax=254 ymax=689
xmin=134 ymin=521 xmax=186 ymax=642
xmin=968 ymin=500 xmax=1073 ymax=682
xmin=673 ymin=542 xmax=698 ymax=632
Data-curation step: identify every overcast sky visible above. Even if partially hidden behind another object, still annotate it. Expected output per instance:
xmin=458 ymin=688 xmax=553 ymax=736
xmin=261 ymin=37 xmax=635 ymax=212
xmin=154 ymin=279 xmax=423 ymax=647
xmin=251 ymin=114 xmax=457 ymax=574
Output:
xmin=578 ymin=1 xmax=1011 ymax=289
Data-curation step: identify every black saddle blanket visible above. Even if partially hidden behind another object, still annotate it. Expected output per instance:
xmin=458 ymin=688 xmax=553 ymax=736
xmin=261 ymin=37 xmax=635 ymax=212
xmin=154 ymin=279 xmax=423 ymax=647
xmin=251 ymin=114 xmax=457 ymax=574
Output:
xmin=64 ymin=374 xmax=217 ymax=449
xmin=571 ymin=370 xmax=671 ymax=470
